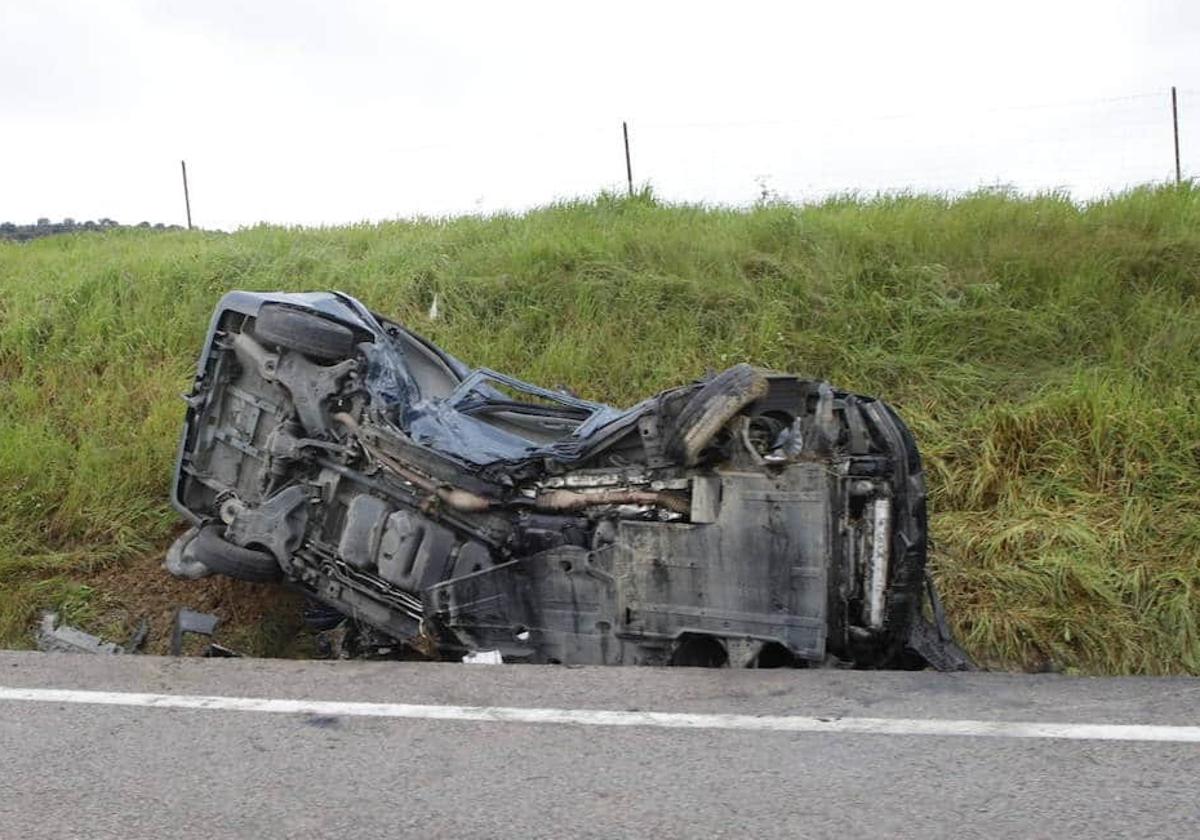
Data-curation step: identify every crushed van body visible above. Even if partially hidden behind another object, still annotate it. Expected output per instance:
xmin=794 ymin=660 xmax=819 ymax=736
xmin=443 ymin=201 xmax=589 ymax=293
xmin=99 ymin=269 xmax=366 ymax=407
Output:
xmin=167 ymin=291 xmax=971 ymax=670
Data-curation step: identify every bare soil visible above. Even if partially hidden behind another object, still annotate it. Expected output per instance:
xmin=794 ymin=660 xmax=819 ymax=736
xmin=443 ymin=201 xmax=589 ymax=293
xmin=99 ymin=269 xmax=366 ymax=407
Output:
xmin=88 ymin=548 xmax=308 ymax=656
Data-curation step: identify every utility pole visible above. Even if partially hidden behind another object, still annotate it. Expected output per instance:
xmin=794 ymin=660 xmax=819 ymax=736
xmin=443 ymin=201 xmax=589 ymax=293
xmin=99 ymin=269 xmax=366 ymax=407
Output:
xmin=622 ymin=121 xmax=633 ymax=197
xmin=1171 ymin=87 xmax=1182 ymax=185
xmin=181 ymin=160 xmax=193 ymax=229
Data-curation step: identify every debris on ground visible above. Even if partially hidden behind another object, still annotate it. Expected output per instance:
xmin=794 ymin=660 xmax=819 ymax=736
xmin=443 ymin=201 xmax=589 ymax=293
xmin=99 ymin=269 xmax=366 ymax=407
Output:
xmin=462 ymin=650 xmax=504 ymax=665
xmin=37 ymin=612 xmax=126 ymax=655
xmin=34 ymin=607 xmax=244 ymax=659
xmin=170 ymin=608 xmax=242 ymax=657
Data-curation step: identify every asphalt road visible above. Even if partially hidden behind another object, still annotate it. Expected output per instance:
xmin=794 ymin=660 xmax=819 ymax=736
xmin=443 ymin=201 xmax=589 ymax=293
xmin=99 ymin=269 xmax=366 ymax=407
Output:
xmin=1 ymin=651 xmax=1198 ymax=839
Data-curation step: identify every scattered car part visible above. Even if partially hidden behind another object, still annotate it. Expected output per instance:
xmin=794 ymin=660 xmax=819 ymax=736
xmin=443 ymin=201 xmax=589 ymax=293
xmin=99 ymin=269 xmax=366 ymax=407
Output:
xmin=37 ymin=612 xmax=125 ymax=655
xmin=35 ymin=610 xmax=234 ymax=659
xmin=462 ymin=649 xmax=504 ymax=664
xmin=167 ymin=290 xmax=972 ymax=670
xmin=124 ymin=618 xmax=150 ymax=654
xmin=170 ymin=608 xmax=219 ymax=655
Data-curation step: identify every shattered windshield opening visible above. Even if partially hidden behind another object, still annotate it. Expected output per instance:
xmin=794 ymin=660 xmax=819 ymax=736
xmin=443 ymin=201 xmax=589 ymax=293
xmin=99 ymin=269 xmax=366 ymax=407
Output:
xmin=449 ymin=369 xmax=599 ymax=444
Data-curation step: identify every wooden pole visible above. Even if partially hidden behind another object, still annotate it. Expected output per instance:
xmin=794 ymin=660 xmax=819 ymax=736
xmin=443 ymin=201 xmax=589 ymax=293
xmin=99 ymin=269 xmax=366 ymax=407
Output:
xmin=181 ymin=160 xmax=193 ymax=229
xmin=1172 ymin=87 xmax=1182 ymax=185
xmin=623 ymin=122 xmax=633 ymax=196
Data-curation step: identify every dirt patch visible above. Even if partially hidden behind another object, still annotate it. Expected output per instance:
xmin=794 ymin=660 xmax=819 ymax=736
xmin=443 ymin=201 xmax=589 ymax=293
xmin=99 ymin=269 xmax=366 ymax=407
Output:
xmin=87 ymin=548 xmax=309 ymax=656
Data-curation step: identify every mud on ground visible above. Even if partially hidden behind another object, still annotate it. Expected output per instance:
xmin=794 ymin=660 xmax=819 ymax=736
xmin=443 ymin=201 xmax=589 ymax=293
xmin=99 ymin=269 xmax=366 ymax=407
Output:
xmin=86 ymin=548 xmax=312 ymax=657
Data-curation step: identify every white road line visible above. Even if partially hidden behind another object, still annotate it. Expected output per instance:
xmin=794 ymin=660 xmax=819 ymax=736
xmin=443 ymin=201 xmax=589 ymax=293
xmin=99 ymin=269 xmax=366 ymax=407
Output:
xmin=1 ymin=685 xmax=1198 ymax=743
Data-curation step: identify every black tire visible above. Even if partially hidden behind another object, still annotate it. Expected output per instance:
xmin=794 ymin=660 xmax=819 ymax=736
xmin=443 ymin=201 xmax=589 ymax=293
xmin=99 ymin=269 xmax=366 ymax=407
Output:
xmin=666 ymin=364 xmax=769 ymax=465
xmin=186 ymin=524 xmax=283 ymax=583
xmin=253 ymin=304 xmax=356 ymax=361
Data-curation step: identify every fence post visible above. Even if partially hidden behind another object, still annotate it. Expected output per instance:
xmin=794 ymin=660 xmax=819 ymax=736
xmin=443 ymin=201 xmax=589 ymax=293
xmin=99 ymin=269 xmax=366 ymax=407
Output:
xmin=1172 ymin=87 xmax=1182 ymax=185
xmin=623 ymin=122 xmax=633 ymax=197
xmin=181 ymin=160 xmax=193 ymax=229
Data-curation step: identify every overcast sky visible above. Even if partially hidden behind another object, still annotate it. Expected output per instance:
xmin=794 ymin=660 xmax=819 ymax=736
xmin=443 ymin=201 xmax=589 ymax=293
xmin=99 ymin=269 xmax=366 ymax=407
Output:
xmin=2 ymin=1 xmax=1198 ymax=229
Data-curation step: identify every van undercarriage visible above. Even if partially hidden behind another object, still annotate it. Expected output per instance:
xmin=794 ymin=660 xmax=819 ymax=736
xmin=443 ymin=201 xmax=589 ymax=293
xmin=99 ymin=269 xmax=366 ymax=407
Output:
xmin=167 ymin=291 xmax=971 ymax=670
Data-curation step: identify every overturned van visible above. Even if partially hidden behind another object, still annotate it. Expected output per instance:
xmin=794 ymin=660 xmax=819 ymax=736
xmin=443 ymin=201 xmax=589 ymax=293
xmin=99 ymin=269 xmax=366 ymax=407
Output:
xmin=167 ymin=291 xmax=969 ymax=670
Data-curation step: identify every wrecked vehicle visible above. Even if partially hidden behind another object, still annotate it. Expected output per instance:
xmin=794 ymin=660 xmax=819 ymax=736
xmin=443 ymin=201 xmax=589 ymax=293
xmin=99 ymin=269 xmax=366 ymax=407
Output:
xmin=167 ymin=291 xmax=968 ymax=669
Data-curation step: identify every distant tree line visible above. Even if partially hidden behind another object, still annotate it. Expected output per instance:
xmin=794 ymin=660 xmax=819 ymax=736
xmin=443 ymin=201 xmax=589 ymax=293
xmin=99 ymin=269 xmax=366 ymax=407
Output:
xmin=0 ymin=218 xmax=182 ymax=242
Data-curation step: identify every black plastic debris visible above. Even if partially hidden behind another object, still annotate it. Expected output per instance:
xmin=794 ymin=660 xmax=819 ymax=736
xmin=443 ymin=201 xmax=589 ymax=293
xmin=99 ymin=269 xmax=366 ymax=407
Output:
xmin=169 ymin=608 xmax=241 ymax=657
xmin=37 ymin=612 xmax=124 ymax=655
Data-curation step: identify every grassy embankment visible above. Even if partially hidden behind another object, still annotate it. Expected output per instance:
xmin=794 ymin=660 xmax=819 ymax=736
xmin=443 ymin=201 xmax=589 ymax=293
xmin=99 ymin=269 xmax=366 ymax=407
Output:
xmin=1 ymin=186 xmax=1198 ymax=671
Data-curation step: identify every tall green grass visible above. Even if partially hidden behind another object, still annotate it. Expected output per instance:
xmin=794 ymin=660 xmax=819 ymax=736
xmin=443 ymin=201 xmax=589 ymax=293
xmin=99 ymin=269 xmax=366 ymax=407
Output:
xmin=2 ymin=185 xmax=1198 ymax=672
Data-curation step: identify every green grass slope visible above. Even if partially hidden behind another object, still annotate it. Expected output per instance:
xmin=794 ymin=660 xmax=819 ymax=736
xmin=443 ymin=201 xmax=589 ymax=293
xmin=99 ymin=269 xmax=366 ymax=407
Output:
xmin=2 ymin=186 xmax=1198 ymax=672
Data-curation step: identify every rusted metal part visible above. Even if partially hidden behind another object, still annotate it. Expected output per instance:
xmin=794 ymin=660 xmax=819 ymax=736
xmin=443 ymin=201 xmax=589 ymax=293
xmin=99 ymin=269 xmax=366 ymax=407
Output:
xmin=534 ymin=488 xmax=689 ymax=515
xmin=372 ymin=444 xmax=495 ymax=513
xmin=337 ymin=410 xmax=496 ymax=513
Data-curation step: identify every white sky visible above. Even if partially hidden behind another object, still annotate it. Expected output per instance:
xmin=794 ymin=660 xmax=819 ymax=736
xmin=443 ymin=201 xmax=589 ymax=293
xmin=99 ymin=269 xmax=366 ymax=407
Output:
xmin=2 ymin=0 xmax=1198 ymax=230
